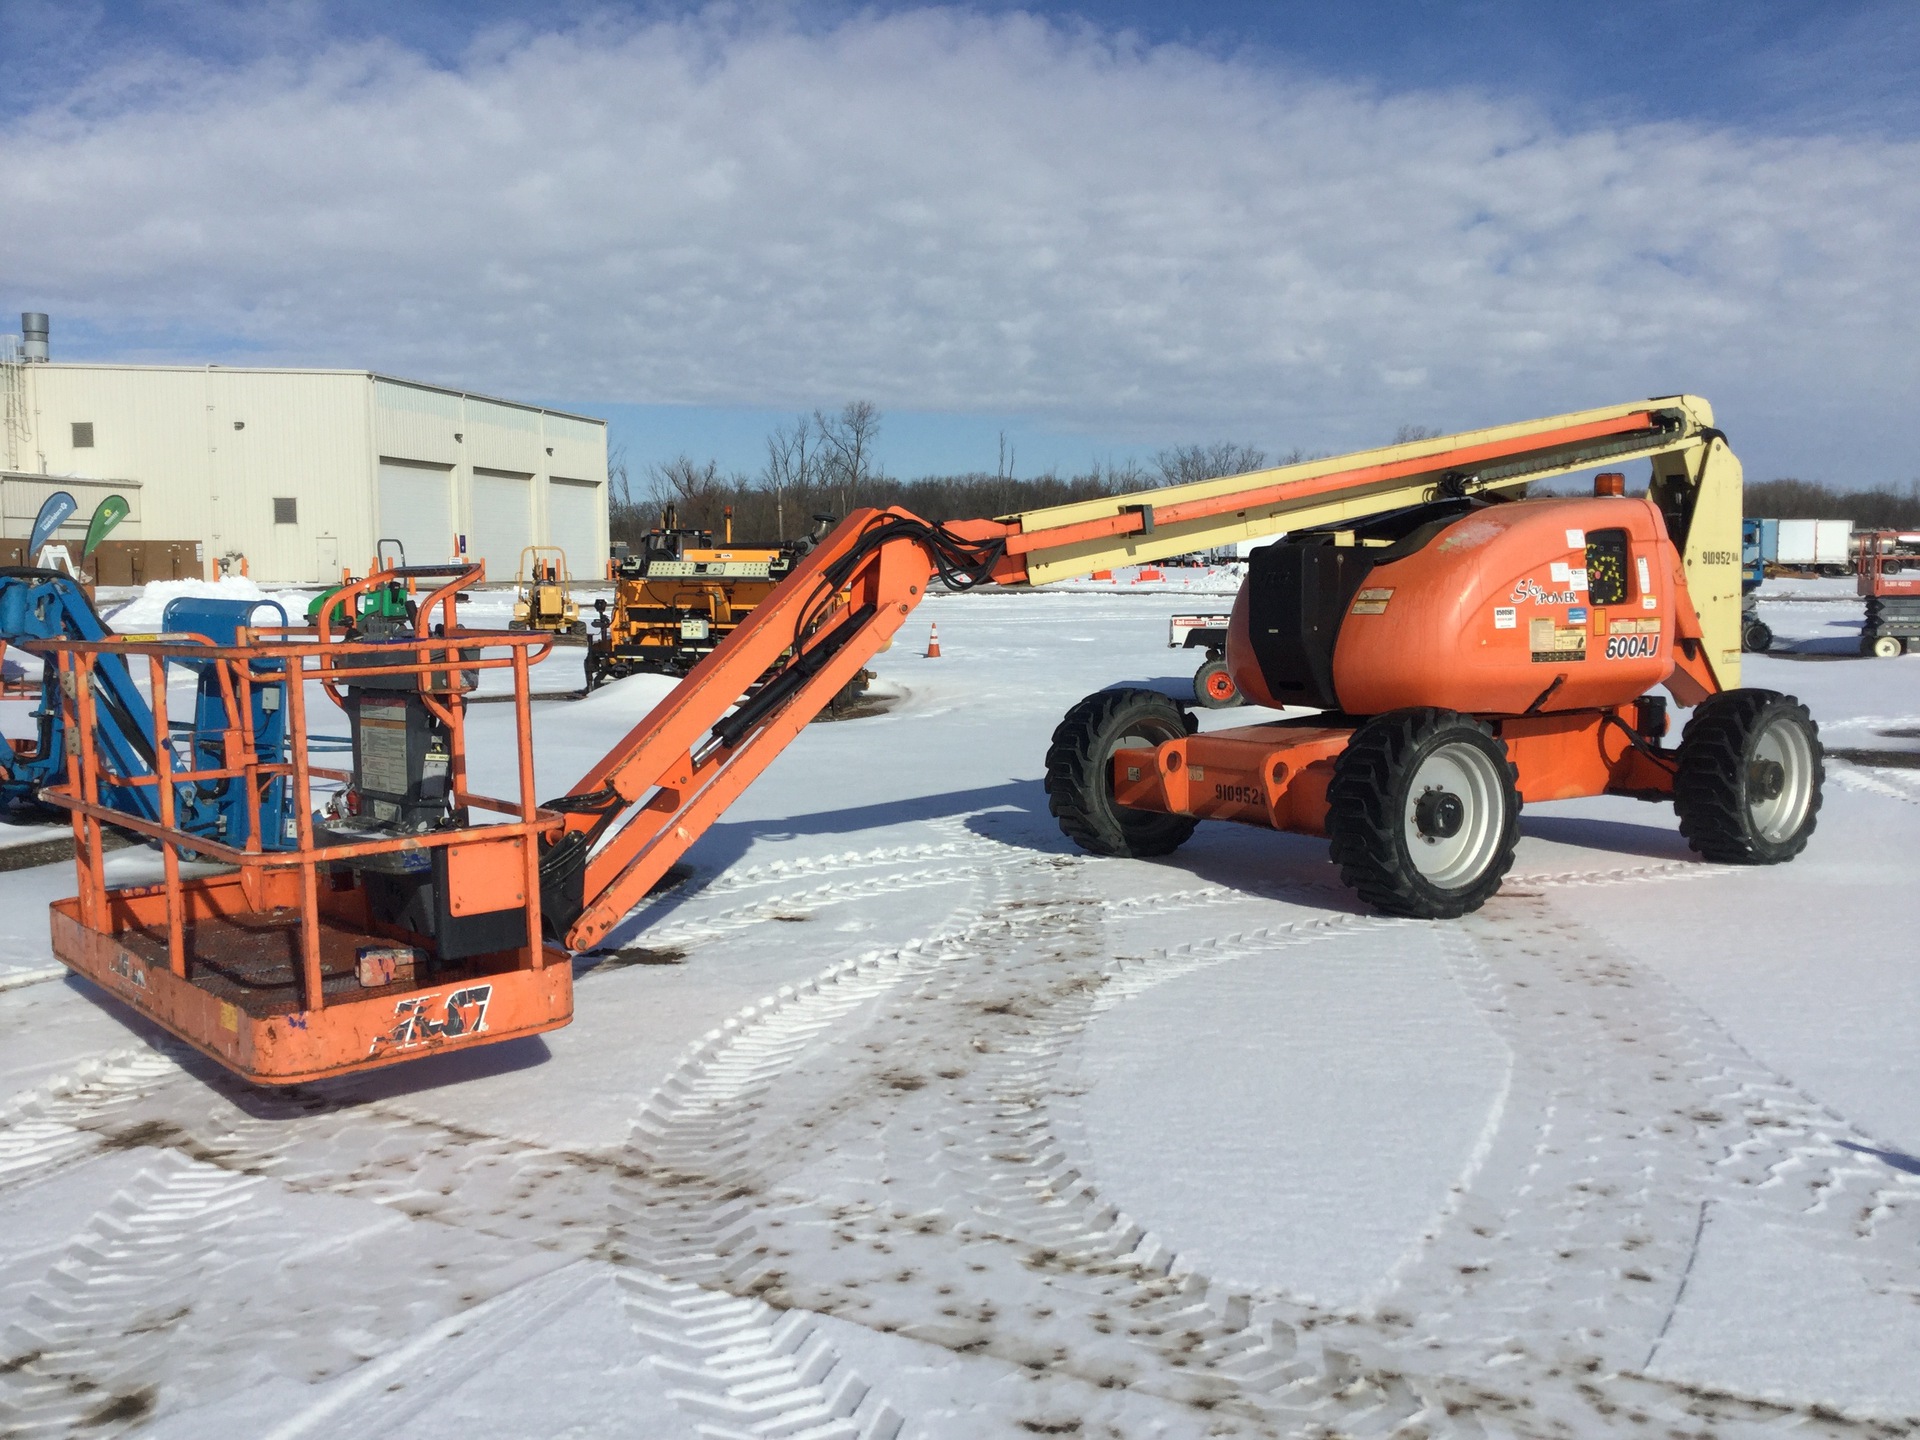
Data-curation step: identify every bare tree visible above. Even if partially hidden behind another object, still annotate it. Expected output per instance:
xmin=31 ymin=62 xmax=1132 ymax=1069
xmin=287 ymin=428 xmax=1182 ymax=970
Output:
xmin=1393 ymin=423 xmax=1443 ymax=444
xmin=1154 ymin=442 xmax=1268 ymax=488
xmin=997 ymin=430 xmax=1015 ymax=481
xmin=647 ymin=455 xmax=730 ymax=530
xmin=762 ymin=416 xmax=814 ymax=541
xmin=814 ymin=401 xmax=882 ymax=515
xmin=606 ymin=443 xmax=648 ymax=543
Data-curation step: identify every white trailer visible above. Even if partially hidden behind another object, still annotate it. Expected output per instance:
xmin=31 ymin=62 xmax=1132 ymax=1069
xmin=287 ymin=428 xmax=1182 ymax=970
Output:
xmin=1774 ymin=518 xmax=1852 ymax=569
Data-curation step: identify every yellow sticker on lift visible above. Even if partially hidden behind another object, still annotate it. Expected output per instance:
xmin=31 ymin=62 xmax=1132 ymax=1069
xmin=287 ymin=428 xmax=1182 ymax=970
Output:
xmin=219 ymin=1001 xmax=240 ymax=1033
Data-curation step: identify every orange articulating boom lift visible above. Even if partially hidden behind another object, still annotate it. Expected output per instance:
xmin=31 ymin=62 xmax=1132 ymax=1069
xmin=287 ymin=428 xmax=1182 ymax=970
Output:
xmin=38 ymin=396 xmax=1823 ymax=1083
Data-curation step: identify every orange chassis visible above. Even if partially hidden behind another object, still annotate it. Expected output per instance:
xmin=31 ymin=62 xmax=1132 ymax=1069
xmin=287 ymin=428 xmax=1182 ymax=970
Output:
xmin=36 ymin=563 xmax=572 ymax=1085
xmin=1113 ymin=707 xmax=1674 ymax=834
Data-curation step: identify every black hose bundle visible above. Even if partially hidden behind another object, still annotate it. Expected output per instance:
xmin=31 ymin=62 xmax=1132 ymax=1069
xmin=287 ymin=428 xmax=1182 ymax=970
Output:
xmin=791 ymin=513 xmax=1006 ymax=656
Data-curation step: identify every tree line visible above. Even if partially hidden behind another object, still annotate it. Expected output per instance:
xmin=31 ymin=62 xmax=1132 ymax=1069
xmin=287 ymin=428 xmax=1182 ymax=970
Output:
xmin=607 ymin=401 xmax=1283 ymax=546
xmin=1744 ymin=478 xmax=1920 ymax=530
xmin=607 ymin=406 xmax=1920 ymax=548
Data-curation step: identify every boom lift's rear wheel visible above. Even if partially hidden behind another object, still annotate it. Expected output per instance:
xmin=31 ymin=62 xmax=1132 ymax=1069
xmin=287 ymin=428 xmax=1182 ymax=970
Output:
xmin=1047 ymin=688 xmax=1198 ymax=857
xmin=1326 ymin=709 xmax=1520 ymax=919
xmin=1193 ymin=656 xmax=1241 ymax=709
xmin=1674 ymin=690 xmax=1823 ymax=863
xmin=1742 ymin=616 xmax=1773 ymax=653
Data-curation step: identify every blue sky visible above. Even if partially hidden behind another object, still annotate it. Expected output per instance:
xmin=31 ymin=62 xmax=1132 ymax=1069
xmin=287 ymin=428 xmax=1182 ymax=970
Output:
xmin=4 ymin=1 xmax=1916 ymax=484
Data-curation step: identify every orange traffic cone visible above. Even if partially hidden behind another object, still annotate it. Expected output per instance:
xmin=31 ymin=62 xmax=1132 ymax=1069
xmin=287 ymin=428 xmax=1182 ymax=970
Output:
xmin=925 ymin=622 xmax=942 ymax=658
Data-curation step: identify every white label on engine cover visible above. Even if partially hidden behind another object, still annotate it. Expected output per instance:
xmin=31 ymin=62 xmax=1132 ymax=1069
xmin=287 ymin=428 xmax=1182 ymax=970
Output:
xmin=358 ymin=701 xmax=410 ymax=795
xmin=1636 ymin=556 xmax=1651 ymax=592
xmin=1494 ymin=606 xmax=1517 ymax=629
xmin=1570 ymin=567 xmax=1589 ymax=592
xmin=1643 ymin=594 xmax=1657 ymax=610
xmin=1566 ymin=528 xmax=1585 ymax=548
xmin=1550 ymin=561 xmax=1572 ymax=582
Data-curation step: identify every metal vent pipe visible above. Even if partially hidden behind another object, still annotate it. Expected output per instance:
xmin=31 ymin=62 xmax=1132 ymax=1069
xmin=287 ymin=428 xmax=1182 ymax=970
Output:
xmin=20 ymin=313 xmax=48 ymax=362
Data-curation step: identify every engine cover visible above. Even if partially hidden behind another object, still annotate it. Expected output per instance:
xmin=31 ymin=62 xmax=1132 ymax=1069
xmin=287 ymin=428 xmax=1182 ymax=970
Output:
xmin=1228 ymin=495 xmax=1682 ymax=716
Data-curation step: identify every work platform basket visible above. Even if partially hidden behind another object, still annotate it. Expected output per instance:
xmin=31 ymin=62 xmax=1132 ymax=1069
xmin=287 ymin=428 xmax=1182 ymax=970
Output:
xmin=34 ymin=569 xmax=573 ymax=1085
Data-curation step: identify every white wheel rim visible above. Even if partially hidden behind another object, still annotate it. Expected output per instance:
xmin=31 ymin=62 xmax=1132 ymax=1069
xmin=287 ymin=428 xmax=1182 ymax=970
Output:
xmin=1403 ymin=741 xmax=1505 ymax=889
xmin=1747 ymin=715 xmax=1815 ymax=844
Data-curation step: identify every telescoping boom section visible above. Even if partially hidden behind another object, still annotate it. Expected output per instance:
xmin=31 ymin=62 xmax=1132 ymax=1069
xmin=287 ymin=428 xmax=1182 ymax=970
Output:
xmin=37 ymin=395 xmax=1777 ymax=1083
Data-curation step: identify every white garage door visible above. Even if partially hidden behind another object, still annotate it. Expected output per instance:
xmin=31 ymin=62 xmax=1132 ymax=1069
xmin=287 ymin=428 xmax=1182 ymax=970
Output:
xmin=547 ymin=478 xmax=603 ymax=575
xmin=469 ymin=469 xmax=532 ymax=581
xmin=377 ymin=460 xmax=453 ymax=568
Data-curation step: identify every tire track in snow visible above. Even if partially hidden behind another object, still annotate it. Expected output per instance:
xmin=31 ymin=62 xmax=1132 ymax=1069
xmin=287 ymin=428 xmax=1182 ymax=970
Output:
xmin=0 ymin=1100 xmax=296 ymax=1437
xmin=645 ymin=868 xmax=1439 ymax=1433
xmin=874 ymin=859 xmax=1910 ymax=1437
xmin=0 ymin=1074 xmax=616 ymax=1434
xmin=1332 ymin=897 xmax=1920 ymax=1435
xmin=0 ymin=1045 xmax=185 ymax=1196
xmin=1826 ymin=757 xmax=1920 ymax=807
xmin=635 ymin=865 xmax=996 ymax=951
xmin=610 ymin=928 xmax=1007 ymax=1439
xmin=693 ymin=839 xmax=1010 ymax=900
xmin=1505 ymin=858 xmax=1738 ymax=889
xmin=929 ymin=914 xmax=1458 ymax=1437
xmin=604 ymin=860 xmax=1260 ymax=1439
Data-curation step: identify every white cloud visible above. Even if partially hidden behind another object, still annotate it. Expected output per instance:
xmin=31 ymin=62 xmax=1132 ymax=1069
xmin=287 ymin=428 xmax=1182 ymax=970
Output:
xmin=5 ymin=7 xmax=1917 ymax=474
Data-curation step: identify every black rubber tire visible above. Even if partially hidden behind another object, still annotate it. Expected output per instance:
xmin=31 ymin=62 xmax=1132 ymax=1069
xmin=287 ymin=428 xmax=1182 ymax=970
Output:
xmin=1673 ymin=690 xmax=1823 ymax=864
xmin=1742 ymin=617 xmax=1773 ymax=653
xmin=1325 ymin=708 xmax=1521 ymax=919
xmin=1192 ymin=657 xmax=1241 ymax=709
xmin=1046 ymin=688 xmax=1199 ymax=857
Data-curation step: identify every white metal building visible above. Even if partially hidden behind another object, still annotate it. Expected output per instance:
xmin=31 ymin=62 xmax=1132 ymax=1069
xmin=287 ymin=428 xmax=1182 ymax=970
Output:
xmin=1 ymin=329 xmax=607 ymax=584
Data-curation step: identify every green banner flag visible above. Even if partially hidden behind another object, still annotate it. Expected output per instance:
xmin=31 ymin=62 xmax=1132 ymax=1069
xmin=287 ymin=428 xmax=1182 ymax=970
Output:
xmin=82 ymin=494 xmax=131 ymax=558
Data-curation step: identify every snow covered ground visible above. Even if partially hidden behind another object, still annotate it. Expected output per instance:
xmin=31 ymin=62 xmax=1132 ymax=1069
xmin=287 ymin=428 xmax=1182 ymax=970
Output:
xmin=1 ymin=578 xmax=1917 ymax=1438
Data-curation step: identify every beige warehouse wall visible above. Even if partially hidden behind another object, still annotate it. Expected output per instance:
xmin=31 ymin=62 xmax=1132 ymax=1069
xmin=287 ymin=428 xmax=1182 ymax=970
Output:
xmin=18 ymin=365 xmax=373 ymax=583
xmin=11 ymin=365 xmax=606 ymax=584
xmin=373 ymin=379 xmax=608 ymax=582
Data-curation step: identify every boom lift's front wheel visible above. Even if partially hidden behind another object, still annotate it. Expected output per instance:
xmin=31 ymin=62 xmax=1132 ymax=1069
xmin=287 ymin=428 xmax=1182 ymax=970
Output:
xmin=1326 ymin=709 xmax=1521 ymax=919
xmin=1046 ymin=688 xmax=1198 ymax=857
xmin=1674 ymin=690 xmax=1823 ymax=863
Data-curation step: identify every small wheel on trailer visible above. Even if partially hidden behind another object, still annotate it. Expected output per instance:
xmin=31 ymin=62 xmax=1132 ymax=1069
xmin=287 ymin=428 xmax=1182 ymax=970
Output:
xmin=1870 ymin=634 xmax=1905 ymax=659
xmin=1192 ymin=656 xmax=1241 ymax=709
xmin=1741 ymin=616 xmax=1773 ymax=653
xmin=1325 ymin=708 xmax=1520 ymax=919
xmin=1673 ymin=689 xmax=1822 ymax=864
xmin=1046 ymin=687 xmax=1198 ymax=857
